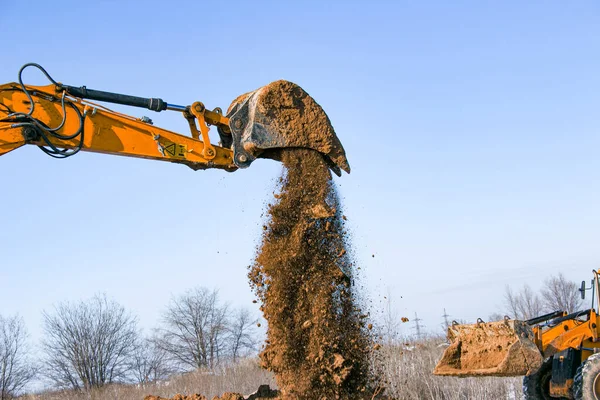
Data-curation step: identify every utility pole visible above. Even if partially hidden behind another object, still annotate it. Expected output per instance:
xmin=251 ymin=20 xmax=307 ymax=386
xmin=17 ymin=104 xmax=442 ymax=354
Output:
xmin=442 ymin=308 xmax=451 ymax=332
xmin=413 ymin=312 xmax=423 ymax=340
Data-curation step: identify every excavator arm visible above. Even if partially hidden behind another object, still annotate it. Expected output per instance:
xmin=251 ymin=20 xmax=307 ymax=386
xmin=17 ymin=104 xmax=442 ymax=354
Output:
xmin=0 ymin=63 xmax=350 ymax=174
xmin=0 ymin=82 xmax=237 ymax=170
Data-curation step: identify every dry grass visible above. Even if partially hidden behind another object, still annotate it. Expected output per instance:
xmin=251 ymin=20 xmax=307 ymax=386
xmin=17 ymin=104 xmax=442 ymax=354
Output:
xmin=19 ymin=359 xmax=275 ymax=400
xmin=376 ymin=337 xmax=523 ymax=399
xmin=19 ymin=339 xmax=524 ymax=399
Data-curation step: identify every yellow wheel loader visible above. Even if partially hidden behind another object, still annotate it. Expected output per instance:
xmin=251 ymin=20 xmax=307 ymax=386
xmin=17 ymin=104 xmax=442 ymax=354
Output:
xmin=0 ymin=63 xmax=349 ymax=174
xmin=434 ymin=271 xmax=600 ymax=399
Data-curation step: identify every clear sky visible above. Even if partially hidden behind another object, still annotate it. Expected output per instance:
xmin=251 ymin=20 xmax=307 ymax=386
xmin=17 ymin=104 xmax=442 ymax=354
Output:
xmin=1 ymin=0 xmax=600 ymax=343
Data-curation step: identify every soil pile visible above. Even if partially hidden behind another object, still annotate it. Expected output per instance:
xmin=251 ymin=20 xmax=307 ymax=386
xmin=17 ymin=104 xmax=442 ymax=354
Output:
xmin=144 ymin=385 xmax=279 ymax=400
xmin=248 ymin=149 xmax=372 ymax=399
xmin=145 ymin=395 xmax=209 ymax=400
xmin=144 ymin=394 xmax=242 ymax=400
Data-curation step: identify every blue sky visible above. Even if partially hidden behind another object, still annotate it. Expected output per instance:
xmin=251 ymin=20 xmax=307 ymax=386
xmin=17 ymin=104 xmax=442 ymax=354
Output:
xmin=1 ymin=0 xmax=600 ymax=343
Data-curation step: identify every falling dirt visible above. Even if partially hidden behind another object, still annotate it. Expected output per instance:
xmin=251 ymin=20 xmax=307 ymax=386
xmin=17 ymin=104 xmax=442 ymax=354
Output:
xmin=248 ymin=148 xmax=373 ymax=399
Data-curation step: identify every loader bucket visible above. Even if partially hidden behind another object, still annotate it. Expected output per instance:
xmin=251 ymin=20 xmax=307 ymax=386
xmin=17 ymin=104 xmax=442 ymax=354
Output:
xmin=433 ymin=319 xmax=543 ymax=377
xmin=225 ymin=80 xmax=350 ymax=176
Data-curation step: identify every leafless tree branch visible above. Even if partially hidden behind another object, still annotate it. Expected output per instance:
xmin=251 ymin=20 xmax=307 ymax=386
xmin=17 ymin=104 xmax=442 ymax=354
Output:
xmin=541 ymin=273 xmax=583 ymax=314
xmin=0 ymin=315 xmax=36 ymax=400
xmin=128 ymin=335 xmax=172 ymax=385
xmin=155 ymin=288 xmax=258 ymax=371
xmin=227 ymin=308 xmax=258 ymax=362
xmin=41 ymin=294 xmax=138 ymax=390
xmin=503 ymin=284 xmax=544 ymax=320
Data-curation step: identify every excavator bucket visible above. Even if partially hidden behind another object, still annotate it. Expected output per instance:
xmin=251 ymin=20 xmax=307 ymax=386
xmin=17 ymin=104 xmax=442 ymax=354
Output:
xmin=433 ymin=319 xmax=543 ymax=377
xmin=225 ymin=80 xmax=350 ymax=176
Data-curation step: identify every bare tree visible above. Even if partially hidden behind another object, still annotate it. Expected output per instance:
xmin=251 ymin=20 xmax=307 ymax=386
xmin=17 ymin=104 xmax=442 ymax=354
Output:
xmin=42 ymin=294 xmax=138 ymax=390
xmin=504 ymin=284 xmax=544 ymax=320
xmin=156 ymin=288 xmax=229 ymax=370
xmin=228 ymin=308 xmax=259 ymax=362
xmin=129 ymin=335 xmax=171 ymax=385
xmin=0 ymin=315 xmax=36 ymax=400
xmin=541 ymin=273 xmax=583 ymax=314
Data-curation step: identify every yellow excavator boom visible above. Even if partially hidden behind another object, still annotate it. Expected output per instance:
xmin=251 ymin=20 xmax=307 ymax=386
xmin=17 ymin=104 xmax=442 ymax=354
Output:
xmin=0 ymin=82 xmax=236 ymax=170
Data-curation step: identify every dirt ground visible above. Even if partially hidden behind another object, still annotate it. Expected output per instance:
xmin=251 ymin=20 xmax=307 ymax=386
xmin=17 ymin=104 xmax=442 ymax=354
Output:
xmin=144 ymin=394 xmax=245 ymax=400
xmin=144 ymin=384 xmax=279 ymax=400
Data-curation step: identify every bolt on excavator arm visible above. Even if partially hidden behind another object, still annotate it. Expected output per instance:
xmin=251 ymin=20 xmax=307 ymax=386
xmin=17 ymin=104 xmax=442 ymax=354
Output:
xmin=0 ymin=64 xmax=350 ymax=174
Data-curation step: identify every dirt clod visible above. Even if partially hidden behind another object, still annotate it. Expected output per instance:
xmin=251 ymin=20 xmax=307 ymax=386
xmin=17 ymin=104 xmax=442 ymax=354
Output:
xmin=144 ymin=385 xmax=280 ymax=400
xmin=214 ymin=394 xmax=244 ymax=400
xmin=144 ymin=395 xmax=207 ymax=400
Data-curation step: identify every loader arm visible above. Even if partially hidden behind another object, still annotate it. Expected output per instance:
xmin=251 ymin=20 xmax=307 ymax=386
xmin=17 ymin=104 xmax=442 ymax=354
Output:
xmin=0 ymin=63 xmax=350 ymax=174
xmin=535 ymin=309 xmax=599 ymax=358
